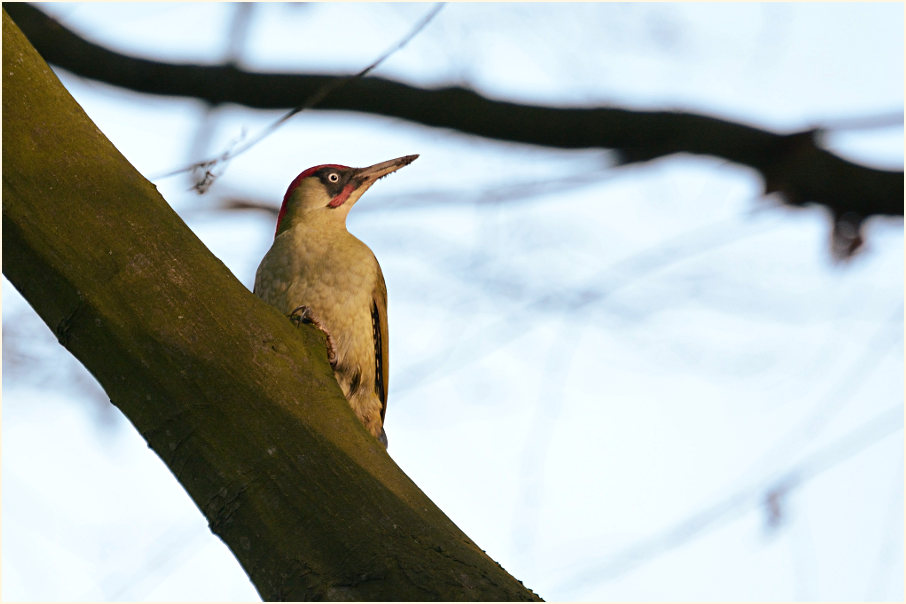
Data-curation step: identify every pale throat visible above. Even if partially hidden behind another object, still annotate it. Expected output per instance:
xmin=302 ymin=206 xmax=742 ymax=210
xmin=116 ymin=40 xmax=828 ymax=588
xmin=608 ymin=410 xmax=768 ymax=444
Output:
xmin=277 ymin=190 xmax=356 ymax=237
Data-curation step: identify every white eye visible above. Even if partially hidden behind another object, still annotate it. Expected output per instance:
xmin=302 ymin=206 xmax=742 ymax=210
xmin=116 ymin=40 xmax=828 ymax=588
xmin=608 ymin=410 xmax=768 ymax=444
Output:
xmin=327 ymin=173 xmax=340 ymax=183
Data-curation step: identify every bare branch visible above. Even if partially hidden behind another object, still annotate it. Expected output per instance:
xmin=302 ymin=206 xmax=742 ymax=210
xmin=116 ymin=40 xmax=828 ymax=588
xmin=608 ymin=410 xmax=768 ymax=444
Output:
xmin=556 ymin=404 xmax=903 ymax=594
xmin=7 ymin=2 xmax=901 ymax=243
xmin=157 ymin=3 xmax=444 ymax=186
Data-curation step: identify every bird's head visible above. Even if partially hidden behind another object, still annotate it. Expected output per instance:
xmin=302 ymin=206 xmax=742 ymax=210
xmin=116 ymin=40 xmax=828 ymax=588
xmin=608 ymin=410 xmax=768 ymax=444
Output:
xmin=274 ymin=154 xmax=418 ymax=236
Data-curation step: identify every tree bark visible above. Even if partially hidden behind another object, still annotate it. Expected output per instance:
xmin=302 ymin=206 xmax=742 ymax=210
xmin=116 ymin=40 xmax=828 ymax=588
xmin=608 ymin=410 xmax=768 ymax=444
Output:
xmin=2 ymin=11 xmax=540 ymax=602
xmin=6 ymin=2 xmax=903 ymax=227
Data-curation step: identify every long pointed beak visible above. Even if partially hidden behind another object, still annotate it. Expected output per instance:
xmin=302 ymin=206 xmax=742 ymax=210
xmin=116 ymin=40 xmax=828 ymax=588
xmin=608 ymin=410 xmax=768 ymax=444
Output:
xmin=353 ymin=154 xmax=418 ymax=187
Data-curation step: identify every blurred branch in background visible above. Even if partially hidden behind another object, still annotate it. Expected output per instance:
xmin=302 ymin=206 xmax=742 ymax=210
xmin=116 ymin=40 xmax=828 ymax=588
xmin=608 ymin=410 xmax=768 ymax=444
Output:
xmin=552 ymin=301 xmax=903 ymax=595
xmin=5 ymin=2 xmax=444 ymax=192
xmin=816 ymin=111 xmax=905 ymax=132
xmin=213 ymin=166 xmax=617 ymax=216
xmin=555 ymin=403 xmax=903 ymax=596
xmin=3 ymin=2 xmax=901 ymax=601
xmin=392 ymin=210 xmax=775 ymax=394
xmin=162 ymin=2 xmax=444 ymax=191
xmin=180 ymin=2 xmax=256 ymax=192
xmin=7 ymin=2 xmax=902 ymax=259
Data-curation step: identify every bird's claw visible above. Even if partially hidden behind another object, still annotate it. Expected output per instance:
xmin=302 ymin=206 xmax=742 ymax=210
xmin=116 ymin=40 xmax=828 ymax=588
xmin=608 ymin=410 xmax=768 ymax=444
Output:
xmin=288 ymin=306 xmax=338 ymax=369
xmin=324 ymin=337 xmax=338 ymax=369
xmin=289 ymin=305 xmax=313 ymax=328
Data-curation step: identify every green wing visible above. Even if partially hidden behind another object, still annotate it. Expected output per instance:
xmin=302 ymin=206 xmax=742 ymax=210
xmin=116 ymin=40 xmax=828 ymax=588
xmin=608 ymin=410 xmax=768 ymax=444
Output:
xmin=372 ymin=262 xmax=389 ymax=421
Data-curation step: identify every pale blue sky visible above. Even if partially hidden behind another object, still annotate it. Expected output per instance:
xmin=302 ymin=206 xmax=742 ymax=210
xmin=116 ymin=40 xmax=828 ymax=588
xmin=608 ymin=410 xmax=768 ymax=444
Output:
xmin=3 ymin=3 xmax=903 ymax=601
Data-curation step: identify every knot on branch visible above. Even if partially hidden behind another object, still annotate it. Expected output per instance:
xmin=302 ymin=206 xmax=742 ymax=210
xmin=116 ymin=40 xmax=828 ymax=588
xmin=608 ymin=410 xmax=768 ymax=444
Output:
xmin=762 ymin=129 xmax=820 ymax=206
xmin=206 ymin=481 xmax=250 ymax=536
xmin=54 ymin=294 xmax=85 ymax=346
xmin=831 ymin=211 xmax=865 ymax=261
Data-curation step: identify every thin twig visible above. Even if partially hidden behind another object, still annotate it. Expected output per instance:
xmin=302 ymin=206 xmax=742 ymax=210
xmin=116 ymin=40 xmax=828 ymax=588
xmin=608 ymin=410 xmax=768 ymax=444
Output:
xmin=393 ymin=207 xmax=775 ymax=394
xmin=153 ymin=3 xmax=445 ymax=189
xmin=555 ymin=404 xmax=903 ymax=596
xmin=816 ymin=110 xmax=904 ymax=132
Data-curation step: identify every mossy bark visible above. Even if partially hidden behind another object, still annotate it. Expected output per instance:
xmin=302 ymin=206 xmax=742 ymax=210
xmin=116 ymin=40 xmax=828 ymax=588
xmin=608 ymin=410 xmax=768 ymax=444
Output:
xmin=2 ymin=11 xmax=540 ymax=602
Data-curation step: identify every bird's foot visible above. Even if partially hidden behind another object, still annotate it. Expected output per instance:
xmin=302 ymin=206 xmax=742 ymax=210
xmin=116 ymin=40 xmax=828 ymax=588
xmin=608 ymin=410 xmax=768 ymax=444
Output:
xmin=288 ymin=306 xmax=338 ymax=368
xmin=288 ymin=305 xmax=314 ymax=328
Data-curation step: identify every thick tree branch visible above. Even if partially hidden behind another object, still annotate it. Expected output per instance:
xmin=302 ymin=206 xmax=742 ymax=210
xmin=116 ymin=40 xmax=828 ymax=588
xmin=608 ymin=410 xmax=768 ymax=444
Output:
xmin=7 ymin=2 xmax=902 ymax=234
xmin=2 ymin=11 xmax=540 ymax=602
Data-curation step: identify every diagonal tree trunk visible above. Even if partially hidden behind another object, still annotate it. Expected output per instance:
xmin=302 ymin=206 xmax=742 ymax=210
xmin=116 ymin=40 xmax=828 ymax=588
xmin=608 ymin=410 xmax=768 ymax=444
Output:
xmin=2 ymin=11 xmax=540 ymax=602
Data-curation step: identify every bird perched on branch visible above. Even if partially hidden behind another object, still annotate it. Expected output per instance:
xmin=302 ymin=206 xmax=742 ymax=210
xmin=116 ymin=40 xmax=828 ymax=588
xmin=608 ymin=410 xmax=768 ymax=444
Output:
xmin=254 ymin=155 xmax=418 ymax=447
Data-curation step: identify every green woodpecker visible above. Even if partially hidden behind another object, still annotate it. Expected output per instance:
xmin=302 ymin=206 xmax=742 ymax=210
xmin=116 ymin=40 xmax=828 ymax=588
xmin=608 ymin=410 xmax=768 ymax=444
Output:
xmin=254 ymin=155 xmax=418 ymax=447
